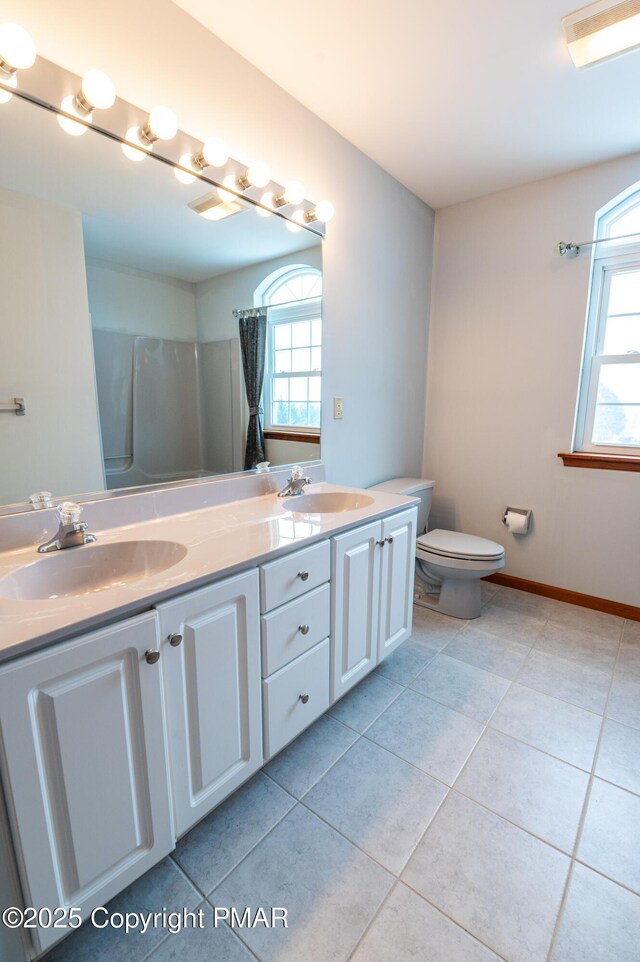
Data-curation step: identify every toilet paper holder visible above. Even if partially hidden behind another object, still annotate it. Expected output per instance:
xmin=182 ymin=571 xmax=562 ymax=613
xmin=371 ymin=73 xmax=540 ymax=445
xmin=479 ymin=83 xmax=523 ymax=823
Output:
xmin=502 ymin=507 xmax=532 ymax=534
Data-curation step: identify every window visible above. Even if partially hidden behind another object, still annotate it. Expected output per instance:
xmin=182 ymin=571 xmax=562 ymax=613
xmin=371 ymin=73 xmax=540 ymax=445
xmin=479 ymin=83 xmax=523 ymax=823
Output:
xmin=574 ymin=187 xmax=640 ymax=457
xmin=257 ymin=266 xmax=322 ymax=435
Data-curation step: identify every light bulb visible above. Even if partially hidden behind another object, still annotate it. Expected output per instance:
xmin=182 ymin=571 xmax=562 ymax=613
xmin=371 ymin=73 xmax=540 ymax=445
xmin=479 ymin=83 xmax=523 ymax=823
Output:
xmin=0 ymin=23 xmax=36 ymax=72
xmin=286 ymin=209 xmax=306 ymax=233
xmin=246 ymin=161 xmax=271 ymax=189
xmin=256 ymin=192 xmax=274 ymax=217
xmin=148 ymin=105 xmax=177 ymax=141
xmin=57 ymin=95 xmax=88 ymax=136
xmin=314 ymin=200 xmax=335 ymax=222
xmin=174 ymin=153 xmax=198 ymax=184
xmin=0 ymin=70 xmax=16 ymax=104
xmin=202 ymin=136 xmax=229 ymax=167
xmin=283 ymin=181 xmax=305 ymax=205
xmin=217 ymin=174 xmax=238 ymax=203
xmin=80 ymin=69 xmax=115 ymax=110
xmin=121 ymin=126 xmax=150 ymax=162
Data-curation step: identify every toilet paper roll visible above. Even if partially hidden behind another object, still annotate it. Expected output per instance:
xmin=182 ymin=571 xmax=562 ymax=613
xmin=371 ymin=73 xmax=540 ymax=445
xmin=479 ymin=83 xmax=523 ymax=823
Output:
xmin=504 ymin=509 xmax=530 ymax=535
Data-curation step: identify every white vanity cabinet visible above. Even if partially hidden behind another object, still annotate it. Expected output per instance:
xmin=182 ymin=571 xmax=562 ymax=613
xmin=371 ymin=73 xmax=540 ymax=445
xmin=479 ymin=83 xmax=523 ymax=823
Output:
xmin=378 ymin=509 xmax=418 ymax=661
xmin=332 ymin=507 xmax=417 ymax=699
xmin=0 ymin=612 xmax=173 ymax=955
xmin=260 ymin=541 xmax=331 ymax=759
xmin=155 ymin=569 xmax=262 ymax=837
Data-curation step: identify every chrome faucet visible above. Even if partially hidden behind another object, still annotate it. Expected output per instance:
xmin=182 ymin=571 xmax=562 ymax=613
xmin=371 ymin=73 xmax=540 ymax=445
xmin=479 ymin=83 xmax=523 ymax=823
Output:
xmin=277 ymin=465 xmax=312 ymax=497
xmin=38 ymin=502 xmax=97 ymax=553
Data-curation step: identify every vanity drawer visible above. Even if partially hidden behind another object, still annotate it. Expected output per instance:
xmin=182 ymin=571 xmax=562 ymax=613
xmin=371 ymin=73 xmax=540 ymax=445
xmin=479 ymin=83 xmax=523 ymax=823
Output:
xmin=261 ymin=583 xmax=330 ymax=676
xmin=260 ymin=540 xmax=330 ymax=613
xmin=262 ymin=639 xmax=330 ymax=759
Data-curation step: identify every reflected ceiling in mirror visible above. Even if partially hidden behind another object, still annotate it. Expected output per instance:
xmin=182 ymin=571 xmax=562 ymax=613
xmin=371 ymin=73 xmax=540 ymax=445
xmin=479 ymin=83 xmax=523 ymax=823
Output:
xmin=0 ymin=79 xmax=322 ymax=514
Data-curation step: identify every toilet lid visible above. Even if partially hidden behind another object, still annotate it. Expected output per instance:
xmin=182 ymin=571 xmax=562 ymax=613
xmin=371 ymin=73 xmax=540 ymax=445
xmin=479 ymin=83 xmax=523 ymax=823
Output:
xmin=417 ymin=529 xmax=504 ymax=561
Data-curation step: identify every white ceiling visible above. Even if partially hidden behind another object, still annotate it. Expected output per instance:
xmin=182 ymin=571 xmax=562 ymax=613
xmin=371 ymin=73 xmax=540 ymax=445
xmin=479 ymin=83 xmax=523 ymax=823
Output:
xmin=172 ymin=0 xmax=640 ymax=209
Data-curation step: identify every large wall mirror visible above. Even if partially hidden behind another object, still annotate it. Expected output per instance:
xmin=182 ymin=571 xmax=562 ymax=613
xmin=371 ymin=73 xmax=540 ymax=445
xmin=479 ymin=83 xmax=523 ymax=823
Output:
xmin=0 ymin=76 xmax=322 ymax=514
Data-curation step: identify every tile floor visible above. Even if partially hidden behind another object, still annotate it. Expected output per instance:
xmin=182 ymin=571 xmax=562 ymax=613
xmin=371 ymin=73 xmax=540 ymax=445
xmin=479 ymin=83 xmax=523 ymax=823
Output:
xmin=45 ymin=586 xmax=640 ymax=962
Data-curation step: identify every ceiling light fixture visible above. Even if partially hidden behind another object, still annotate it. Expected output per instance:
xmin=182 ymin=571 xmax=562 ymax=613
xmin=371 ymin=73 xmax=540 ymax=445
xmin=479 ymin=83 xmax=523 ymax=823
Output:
xmin=562 ymin=0 xmax=640 ymax=67
xmin=121 ymin=105 xmax=178 ymax=162
xmin=188 ymin=191 xmax=246 ymax=221
xmin=0 ymin=22 xmax=36 ymax=104
xmin=57 ymin=69 xmax=116 ymax=137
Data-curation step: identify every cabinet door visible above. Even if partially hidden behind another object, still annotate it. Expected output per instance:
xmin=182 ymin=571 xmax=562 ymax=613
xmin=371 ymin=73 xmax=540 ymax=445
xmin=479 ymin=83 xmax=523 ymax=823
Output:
xmin=378 ymin=508 xmax=417 ymax=662
xmin=156 ymin=570 xmax=262 ymax=836
xmin=331 ymin=520 xmax=382 ymax=700
xmin=0 ymin=612 xmax=173 ymax=954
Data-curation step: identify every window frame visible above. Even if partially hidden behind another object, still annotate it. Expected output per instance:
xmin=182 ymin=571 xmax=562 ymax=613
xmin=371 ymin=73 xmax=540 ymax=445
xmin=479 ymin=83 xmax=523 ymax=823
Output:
xmin=573 ymin=237 xmax=640 ymax=458
xmin=258 ymin=267 xmax=322 ymax=438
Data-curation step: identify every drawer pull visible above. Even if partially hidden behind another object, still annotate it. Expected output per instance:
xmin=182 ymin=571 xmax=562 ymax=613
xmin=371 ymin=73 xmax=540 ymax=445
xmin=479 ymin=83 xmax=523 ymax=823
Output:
xmin=168 ymin=633 xmax=183 ymax=647
xmin=385 ymin=535 xmax=394 ymax=544
xmin=298 ymin=570 xmax=310 ymax=581
xmin=376 ymin=539 xmax=385 ymax=547
xmin=299 ymin=624 xmax=310 ymax=635
xmin=145 ymin=649 xmax=160 ymax=665
xmin=299 ymin=693 xmax=310 ymax=704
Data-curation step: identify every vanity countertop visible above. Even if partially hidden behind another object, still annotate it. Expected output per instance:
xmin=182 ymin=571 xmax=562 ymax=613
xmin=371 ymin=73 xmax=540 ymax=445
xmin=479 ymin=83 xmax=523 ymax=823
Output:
xmin=0 ymin=482 xmax=417 ymax=663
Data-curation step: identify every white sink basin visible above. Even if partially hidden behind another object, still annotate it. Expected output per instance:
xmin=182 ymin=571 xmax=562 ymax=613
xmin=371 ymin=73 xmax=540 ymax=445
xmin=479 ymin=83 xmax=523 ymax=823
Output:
xmin=0 ymin=540 xmax=188 ymax=601
xmin=286 ymin=492 xmax=374 ymax=514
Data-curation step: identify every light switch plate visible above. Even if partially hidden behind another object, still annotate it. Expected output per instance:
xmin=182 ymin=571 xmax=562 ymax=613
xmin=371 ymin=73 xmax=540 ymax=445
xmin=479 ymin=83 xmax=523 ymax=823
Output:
xmin=333 ymin=397 xmax=344 ymax=419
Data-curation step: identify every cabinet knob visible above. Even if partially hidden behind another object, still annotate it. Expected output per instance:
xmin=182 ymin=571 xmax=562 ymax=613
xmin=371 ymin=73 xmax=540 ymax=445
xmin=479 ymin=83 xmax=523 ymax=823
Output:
xmin=299 ymin=693 xmax=310 ymax=704
xmin=376 ymin=539 xmax=386 ymax=547
xmin=168 ymin=633 xmax=183 ymax=647
xmin=386 ymin=535 xmax=394 ymax=544
xmin=298 ymin=570 xmax=310 ymax=581
xmin=298 ymin=624 xmax=310 ymax=635
xmin=145 ymin=649 xmax=160 ymax=665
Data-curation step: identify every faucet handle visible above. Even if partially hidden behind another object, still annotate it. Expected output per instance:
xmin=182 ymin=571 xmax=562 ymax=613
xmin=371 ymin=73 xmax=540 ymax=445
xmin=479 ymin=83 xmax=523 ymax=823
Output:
xmin=57 ymin=501 xmax=83 ymax=525
xmin=290 ymin=465 xmax=304 ymax=480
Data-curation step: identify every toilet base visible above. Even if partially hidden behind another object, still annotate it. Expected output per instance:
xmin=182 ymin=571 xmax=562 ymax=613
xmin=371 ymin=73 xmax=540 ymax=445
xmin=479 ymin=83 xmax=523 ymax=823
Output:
xmin=414 ymin=574 xmax=482 ymax=620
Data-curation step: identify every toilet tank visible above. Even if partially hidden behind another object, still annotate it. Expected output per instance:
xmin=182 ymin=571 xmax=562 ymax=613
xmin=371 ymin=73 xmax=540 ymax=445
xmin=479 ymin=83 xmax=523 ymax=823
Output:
xmin=369 ymin=477 xmax=435 ymax=535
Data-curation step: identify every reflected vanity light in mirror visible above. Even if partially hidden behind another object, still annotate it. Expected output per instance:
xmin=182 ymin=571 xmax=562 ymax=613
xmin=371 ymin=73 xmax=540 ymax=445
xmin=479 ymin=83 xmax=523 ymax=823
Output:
xmin=286 ymin=210 xmax=306 ymax=233
xmin=257 ymin=192 xmax=275 ymax=216
xmin=0 ymin=22 xmax=36 ymax=103
xmin=58 ymin=70 xmax=116 ymax=137
xmin=121 ymin=105 xmax=178 ymax=161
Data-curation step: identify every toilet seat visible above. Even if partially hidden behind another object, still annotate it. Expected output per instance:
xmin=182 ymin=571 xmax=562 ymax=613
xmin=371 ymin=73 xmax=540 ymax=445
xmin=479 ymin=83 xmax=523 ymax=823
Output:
xmin=417 ymin=529 xmax=504 ymax=562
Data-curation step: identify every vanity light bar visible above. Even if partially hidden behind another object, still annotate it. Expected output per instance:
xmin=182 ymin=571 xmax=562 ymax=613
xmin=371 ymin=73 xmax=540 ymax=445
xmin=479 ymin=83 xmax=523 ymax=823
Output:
xmin=4 ymin=18 xmax=335 ymax=230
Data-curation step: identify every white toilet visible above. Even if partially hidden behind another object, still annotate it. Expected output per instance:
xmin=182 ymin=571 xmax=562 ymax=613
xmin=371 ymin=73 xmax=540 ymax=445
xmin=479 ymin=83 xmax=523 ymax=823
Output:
xmin=370 ymin=478 xmax=505 ymax=619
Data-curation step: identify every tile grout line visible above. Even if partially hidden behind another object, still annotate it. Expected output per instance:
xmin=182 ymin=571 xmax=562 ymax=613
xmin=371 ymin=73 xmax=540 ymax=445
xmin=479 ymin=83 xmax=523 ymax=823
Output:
xmin=343 ymin=879 xmax=399 ymax=962
xmin=544 ymin=619 xmax=625 ymax=962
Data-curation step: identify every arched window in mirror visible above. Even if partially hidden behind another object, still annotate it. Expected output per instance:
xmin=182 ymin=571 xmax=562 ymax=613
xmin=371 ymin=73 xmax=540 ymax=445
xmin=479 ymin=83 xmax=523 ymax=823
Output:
xmin=574 ymin=184 xmax=640 ymax=455
xmin=256 ymin=266 xmax=322 ymax=434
